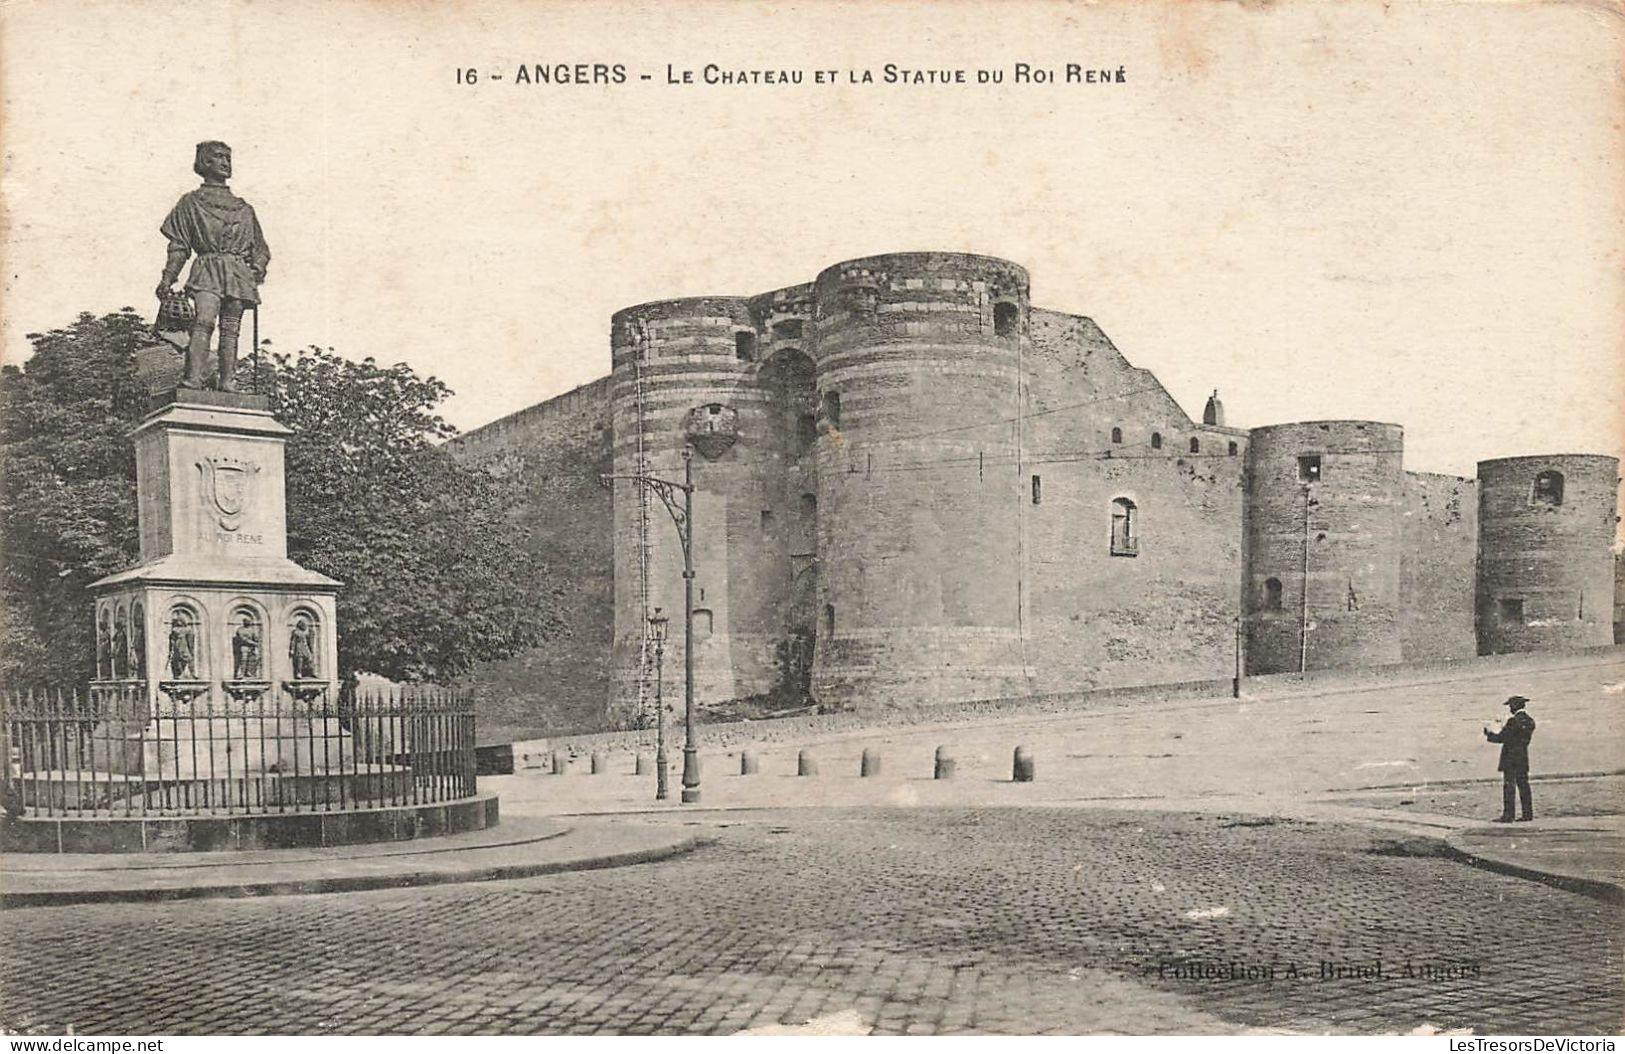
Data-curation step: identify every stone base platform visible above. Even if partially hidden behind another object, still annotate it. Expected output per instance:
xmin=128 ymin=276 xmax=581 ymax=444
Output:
xmin=0 ymin=793 xmax=499 ymax=853
xmin=15 ymin=767 xmax=415 ymax=811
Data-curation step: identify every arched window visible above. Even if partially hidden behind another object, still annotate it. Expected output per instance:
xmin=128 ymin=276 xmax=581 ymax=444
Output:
xmin=165 ymin=605 xmax=202 ymax=680
xmin=1264 ymin=578 xmax=1284 ymax=611
xmin=228 ymin=606 xmax=265 ymax=681
xmin=823 ymin=391 xmax=841 ymax=429
xmin=1532 ymin=470 xmax=1564 ymax=506
xmin=1150 ymin=432 xmax=1163 ymax=450
xmin=288 ymin=609 xmax=322 ymax=680
xmin=993 ymin=301 xmax=1019 ymax=337
xmin=1189 ymin=437 xmax=1201 ymax=454
xmin=735 ymin=331 xmax=757 ymax=362
xmin=1111 ymin=427 xmax=1122 ymax=444
xmin=1110 ymin=498 xmax=1138 ymax=556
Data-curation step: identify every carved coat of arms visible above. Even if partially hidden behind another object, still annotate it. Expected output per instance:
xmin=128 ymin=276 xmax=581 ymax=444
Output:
xmin=685 ymin=404 xmax=741 ymax=460
xmin=199 ymin=456 xmax=260 ymax=531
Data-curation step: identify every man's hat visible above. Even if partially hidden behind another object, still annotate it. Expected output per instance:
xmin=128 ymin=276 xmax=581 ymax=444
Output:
xmin=1505 ymin=695 xmax=1529 ymax=710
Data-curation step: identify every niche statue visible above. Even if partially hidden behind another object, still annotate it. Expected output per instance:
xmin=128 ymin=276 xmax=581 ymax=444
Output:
xmin=156 ymin=141 xmax=271 ymax=392
xmin=289 ymin=615 xmax=319 ymax=679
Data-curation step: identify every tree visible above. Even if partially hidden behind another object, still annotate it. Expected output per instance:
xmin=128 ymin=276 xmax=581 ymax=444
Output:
xmin=0 ymin=310 xmax=557 ymax=685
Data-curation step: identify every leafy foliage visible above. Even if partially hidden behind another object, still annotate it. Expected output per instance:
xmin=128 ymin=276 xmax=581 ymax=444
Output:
xmin=1 ymin=311 xmax=556 ymax=685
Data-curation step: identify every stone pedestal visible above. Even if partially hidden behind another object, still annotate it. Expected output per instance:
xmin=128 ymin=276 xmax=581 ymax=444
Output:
xmin=89 ymin=390 xmax=344 ymax=779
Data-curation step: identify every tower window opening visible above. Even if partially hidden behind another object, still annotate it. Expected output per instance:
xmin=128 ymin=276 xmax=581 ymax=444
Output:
xmin=1150 ymin=432 xmax=1163 ymax=450
xmin=1111 ymin=427 xmax=1123 ymax=444
xmin=823 ymin=391 xmax=842 ymax=429
xmin=773 ymin=319 xmax=803 ymax=340
xmin=824 ymin=604 xmax=835 ymax=636
xmin=735 ymin=331 xmax=757 ymax=361
xmin=1189 ymin=437 xmax=1201 ymax=454
xmin=761 ymin=509 xmax=773 ymax=531
xmin=796 ymin=412 xmax=817 ymax=452
xmin=1228 ymin=441 xmax=1239 ymax=456
xmin=1498 ymin=597 xmax=1525 ymax=623
xmin=1532 ymin=470 xmax=1564 ymax=506
xmin=1031 ymin=475 xmax=1042 ymax=505
xmin=993 ymin=301 xmax=1020 ymax=337
xmin=1264 ymin=577 xmax=1284 ymax=611
xmin=694 ymin=609 xmax=714 ymax=641
xmin=1110 ymin=497 xmax=1138 ymax=556
xmin=1298 ymin=455 xmax=1322 ymax=483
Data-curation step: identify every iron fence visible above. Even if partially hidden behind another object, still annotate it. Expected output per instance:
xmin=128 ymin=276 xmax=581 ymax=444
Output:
xmin=0 ymin=683 xmax=475 ymax=818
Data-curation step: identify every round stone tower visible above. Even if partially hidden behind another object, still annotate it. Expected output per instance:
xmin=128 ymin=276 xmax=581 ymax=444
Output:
xmin=1476 ymin=454 xmax=1620 ymax=655
xmin=809 ymin=252 xmax=1031 ymax=708
xmin=1244 ymin=421 xmax=1406 ymax=674
xmin=608 ymin=296 xmax=757 ymax=727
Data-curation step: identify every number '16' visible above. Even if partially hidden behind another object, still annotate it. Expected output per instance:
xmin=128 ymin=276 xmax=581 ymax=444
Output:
xmin=457 ymin=68 xmax=478 ymax=85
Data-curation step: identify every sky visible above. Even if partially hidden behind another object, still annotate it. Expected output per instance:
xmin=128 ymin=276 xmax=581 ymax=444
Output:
xmin=2 ymin=0 xmax=1621 ymax=500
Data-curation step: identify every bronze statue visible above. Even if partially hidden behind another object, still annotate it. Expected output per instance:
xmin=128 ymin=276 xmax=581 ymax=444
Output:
xmin=156 ymin=141 xmax=271 ymax=392
xmin=166 ymin=611 xmax=198 ymax=680
xmin=231 ymin=613 xmax=262 ymax=680
xmin=289 ymin=615 xmax=318 ymax=679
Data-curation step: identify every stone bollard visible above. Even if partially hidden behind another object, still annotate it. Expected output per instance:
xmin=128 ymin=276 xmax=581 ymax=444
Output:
xmin=797 ymin=750 xmax=818 ymax=776
xmin=860 ymin=748 xmax=881 ymax=777
xmin=740 ymin=751 xmax=759 ymax=776
xmin=590 ymin=752 xmax=607 ymax=775
xmin=933 ymin=745 xmax=956 ymax=780
xmin=635 ymin=753 xmax=650 ymax=776
xmin=550 ymin=751 xmax=566 ymax=775
xmin=1012 ymin=746 xmax=1034 ymax=783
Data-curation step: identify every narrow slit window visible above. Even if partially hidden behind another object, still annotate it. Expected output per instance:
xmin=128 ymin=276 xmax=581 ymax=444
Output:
xmin=1228 ymin=441 xmax=1239 ymax=456
xmin=1264 ymin=577 xmax=1284 ymax=611
xmin=1189 ymin=437 xmax=1201 ymax=454
xmin=1150 ymin=432 xmax=1163 ymax=450
xmin=1031 ymin=475 xmax=1042 ymax=504
xmin=1111 ymin=427 xmax=1123 ymax=444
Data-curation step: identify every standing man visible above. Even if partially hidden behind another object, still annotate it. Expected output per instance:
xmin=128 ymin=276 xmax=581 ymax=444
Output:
xmin=157 ymin=141 xmax=271 ymax=391
xmin=1484 ymin=695 xmax=1536 ymax=822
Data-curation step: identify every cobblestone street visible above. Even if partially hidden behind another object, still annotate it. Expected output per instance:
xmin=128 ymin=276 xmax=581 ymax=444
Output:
xmin=2 ymin=807 xmax=1619 ymax=1035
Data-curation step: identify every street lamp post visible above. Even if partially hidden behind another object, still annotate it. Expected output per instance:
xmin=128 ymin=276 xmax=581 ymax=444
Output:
xmin=648 ymin=607 xmax=669 ymax=801
xmin=601 ymin=445 xmax=700 ymax=805
xmin=1232 ymin=614 xmax=1244 ymax=699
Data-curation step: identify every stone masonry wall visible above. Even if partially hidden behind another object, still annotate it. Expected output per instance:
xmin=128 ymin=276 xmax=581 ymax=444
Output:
xmin=1400 ymin=471 xmax=1478 ymax=662
xmin=453 ymin=377 xmax=614 ymax=739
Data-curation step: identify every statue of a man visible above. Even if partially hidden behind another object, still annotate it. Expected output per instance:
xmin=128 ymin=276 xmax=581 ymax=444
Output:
xmin=231 ymin=614 xmax=262 ymax=680
xmin=289 ymin=615 xmax=318 ymax=679
xmin=156 ymin=141 xmax=271 ymax=392
xmin=167 ymin=612 xmax=198 ymax=680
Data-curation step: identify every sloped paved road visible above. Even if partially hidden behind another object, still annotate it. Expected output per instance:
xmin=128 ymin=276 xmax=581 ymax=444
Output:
xmin=1 ymin=809 xmax=1618 ymax=1035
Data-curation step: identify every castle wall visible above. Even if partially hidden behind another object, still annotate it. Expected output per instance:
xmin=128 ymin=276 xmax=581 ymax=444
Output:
xmin=1476 ymin=454 xmax=1620 ymax=654
xmin=1023 ymin=310 xmax=1246 ymax=691
xmin=1399 ymin=472 xmax=1478 ymax=662
xmin=809 ymin=253 xmax=1030 ymax=708
xmin=453 ymin=253 xmax=1619 ymax=735
xmin=1244 ymin=422 xmax=1406 ymax=674
xmin=453 ymin=377 xmax=614 ymax=737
